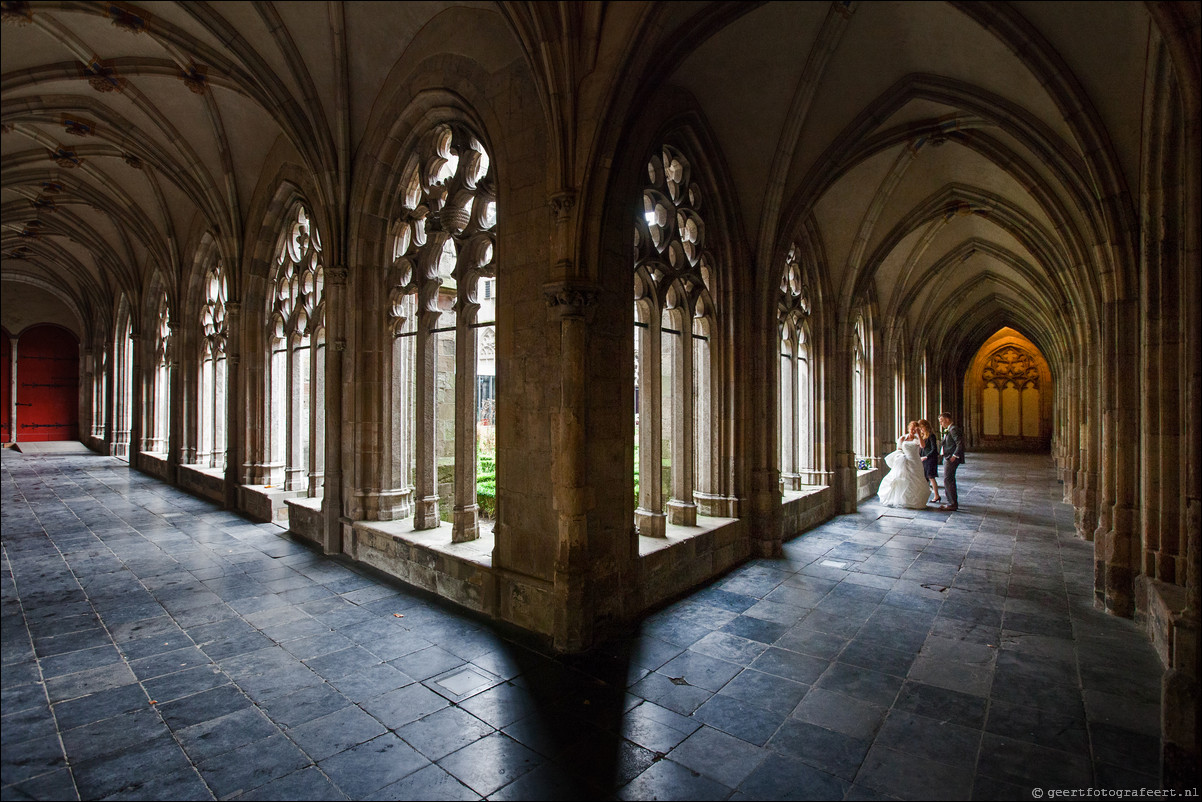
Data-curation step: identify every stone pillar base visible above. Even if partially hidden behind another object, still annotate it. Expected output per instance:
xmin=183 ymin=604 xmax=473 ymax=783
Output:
xmin=414 ymin=496 xmax=441 ymax=530
xmin=453 ymin=504 xmax=479 ymax=543
xmin=635 ymin=509 xmax=666 ymax=538
xmin=667 ymin=500 xmax=697 ymax=526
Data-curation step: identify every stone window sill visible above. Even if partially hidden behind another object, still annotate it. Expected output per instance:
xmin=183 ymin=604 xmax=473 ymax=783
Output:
xmin=638 ymin=514 xmax=738 ymax=557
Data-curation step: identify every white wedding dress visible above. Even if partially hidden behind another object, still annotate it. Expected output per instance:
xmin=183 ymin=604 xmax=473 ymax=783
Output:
xmin=877 ymin=437 xmax=930 ymax=509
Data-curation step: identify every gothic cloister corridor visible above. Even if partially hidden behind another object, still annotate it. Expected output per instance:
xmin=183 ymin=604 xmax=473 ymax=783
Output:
xmin=2 ymin=1 xmax=1198 ymax=794
xmin=2 ymin=449 xmax=1164 ymax=799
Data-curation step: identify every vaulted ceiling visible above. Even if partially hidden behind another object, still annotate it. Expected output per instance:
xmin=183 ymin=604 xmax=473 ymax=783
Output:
xmin=1 ymin=1 xmax=1167 ymax=382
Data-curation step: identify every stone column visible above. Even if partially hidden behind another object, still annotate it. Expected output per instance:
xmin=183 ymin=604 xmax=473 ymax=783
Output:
xmin=323 ymin=267 xmax=347 ymax=555
xmin=413 ymin=241 xmax=445 ymax=530
xmin=8 ymin=337 xmax=18 ymax=443
xmin=1095 ymin=298 xmax=1139 ymax=616
xmin=668 ymin=308 xmax=696 ymax=526
xmin=223 ymin=302 xmax=242 ymax=509
xmin=166 ymin=322 xmax=182 ymax=483
xmin=634 ymin=310 xmax=665 ymax=537
xmin=128 ymin=326 xmax=144 ymax=464
xmin=452 ymin=283 xmax=480 ymax=543
xmin=102 ymin=339 xmax=115 ymax=456
xmin=545 ymin=280 xmax=599 ymax=652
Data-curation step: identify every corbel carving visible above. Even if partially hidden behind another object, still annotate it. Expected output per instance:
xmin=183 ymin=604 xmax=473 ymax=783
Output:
xmin=543 ymin=281 xmax=599 ymax=320
xmin=549 ymin=190 xmax=576 ymax=223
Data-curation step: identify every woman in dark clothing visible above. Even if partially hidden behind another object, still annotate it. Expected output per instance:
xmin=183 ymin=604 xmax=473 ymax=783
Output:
xmin=918 ymin=419 xmax=940 ymax=503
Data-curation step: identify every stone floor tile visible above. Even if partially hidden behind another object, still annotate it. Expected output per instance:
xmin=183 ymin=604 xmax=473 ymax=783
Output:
xmin=874 ymin=709 xmax=983 ymax=768
xmin=286 ymin=704 xmax=388 ymax=761
xmin=669 ymin=725 xmax=767 ymax=788
xmin=791 ymin=687 xmax=887 ymax=740
xmin=747 ymin=646 xmax=829 ymax=685
xmin=454 ymin=681 xmax=537 ymax=729
xmin=691 ymin=692 xmax=787 ymax=746
xmin=659 ymin=649 xmax=743 ymax=692
xmin=814 ymin=662 xmax=904 ymax=708
xmin=436 ymin=732 xmax=542 ymax=797
xmin=767 ymin=718 xmax=872 ymax=780
xmin=395 ymin=705 xmax=495 ymax=761
xmin=617 ymin=757 xmax=733 ymax=801
xmin=856 ymin=743 xmax=975 ymax=800
xmin=359 ymin=681 xmax=449 ymax=730
xmin=194 ymin=733 xmax=312 ymax=799
xmin=718 ymin=614 xmax=790 ymax=644
xmin=227 ymin=765 xmax=348 ymax=801
xmin=319 ymin=735 xmax=432 ymax=798
xmin=175 ymin=706 xmax=279 ymax=763
xmin=71 ymin=734 xmax=194 ymax=800
xmin=735 ymin=753 xmax=850 ymax=800
xmin=975 ymin=732 xmax=1093 ymax=789
xmin=50 ymin=682 xmax=148 ymax=730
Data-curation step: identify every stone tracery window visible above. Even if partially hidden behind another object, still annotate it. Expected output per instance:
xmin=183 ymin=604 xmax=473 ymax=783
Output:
xmin=982 ymin=345 xmax=1039 ymax=437
xmin=387 ymin=122 xmax=497 ymax=541
xmin=779 ymin=246 xmax=817 ymax=489
xmin=634 ymin=143 xmax=716 ymax=535
xmin=198 ymin=260 xmax=227 ymax=469
xmin=268 ymin=203 xmax=325 ymax=495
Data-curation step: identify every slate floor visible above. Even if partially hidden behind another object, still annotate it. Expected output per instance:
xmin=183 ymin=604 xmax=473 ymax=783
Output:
xmin=1 ymin=449 xmax=1164 ymax=800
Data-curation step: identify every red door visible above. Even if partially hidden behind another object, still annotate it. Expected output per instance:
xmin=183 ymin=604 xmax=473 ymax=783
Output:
xmin=16 ymin=325 xmax=79 ymax=442
xmin=1 ymin=329 xmax=10 ymax=443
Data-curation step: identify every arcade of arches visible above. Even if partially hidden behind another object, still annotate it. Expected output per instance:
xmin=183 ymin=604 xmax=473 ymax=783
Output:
xmin=1 ymin=0 xmax=1198 ymax=786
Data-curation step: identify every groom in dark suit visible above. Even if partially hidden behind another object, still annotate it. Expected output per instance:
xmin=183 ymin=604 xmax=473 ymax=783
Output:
xmin=937 ymin=412 xmax=965 ymax=511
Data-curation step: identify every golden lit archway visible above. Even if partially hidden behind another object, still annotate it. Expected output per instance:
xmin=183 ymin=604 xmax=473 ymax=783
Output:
xmin=965 ymin=328 xmax=1053 ymax=451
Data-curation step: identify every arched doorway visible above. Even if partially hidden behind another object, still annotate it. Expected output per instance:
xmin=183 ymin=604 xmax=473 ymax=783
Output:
xmin=14 ymin=325 xmax=80 ymax=442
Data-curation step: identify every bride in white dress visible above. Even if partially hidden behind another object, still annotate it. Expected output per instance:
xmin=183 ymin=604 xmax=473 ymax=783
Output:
xmin=877 ymin=421 xmax=931 ymax=509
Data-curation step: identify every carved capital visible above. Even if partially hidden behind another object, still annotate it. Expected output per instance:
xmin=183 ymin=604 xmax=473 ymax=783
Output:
xmin=549 ymin=190 xmax=576 ymax=223
xmin=333 ymin=338 xmax=347 ymax=352
xmin=327 ymin=266 xmax=349 ymax=286
xmin=543 ymin=281 xmax=599 ymax=320
xmin=224 ymin=301 xmax=241 ymax=316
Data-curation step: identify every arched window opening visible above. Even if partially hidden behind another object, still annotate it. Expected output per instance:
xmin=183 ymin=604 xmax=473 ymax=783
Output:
xmin=388 ymin=123 xmax=497 ymax=542
xmin=778 ymin=246 xmax=819 ymax=490
xmin=198 ymin=261 xmax=227 ymax=469
xmin=268 ymin=203 xmax=324 ymax=496
xmin=633 ymin=143 xmax=716 ymax=535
